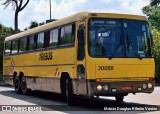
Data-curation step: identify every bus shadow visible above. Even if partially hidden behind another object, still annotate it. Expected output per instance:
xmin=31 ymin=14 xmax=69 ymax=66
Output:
xmin=0 ymin=87 xmax=159 ymax=113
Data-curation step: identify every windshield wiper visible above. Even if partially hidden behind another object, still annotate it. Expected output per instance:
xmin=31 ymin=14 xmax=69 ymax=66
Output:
xmin=108 ymin=44 xmax=122 ymax=60
xmin=109 ymin=35 xmax=124 ymax=60
xmin=132 ymin=49 xmax=142 ymax=60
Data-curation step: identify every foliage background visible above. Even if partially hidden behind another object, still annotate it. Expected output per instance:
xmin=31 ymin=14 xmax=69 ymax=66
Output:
xmin=142 ymin=0 xmax=160 ymax=83
xmin=151 ymin=29 xmax=160 ymax=83
xmin=0 ymin=24 xmax=13 ymax=72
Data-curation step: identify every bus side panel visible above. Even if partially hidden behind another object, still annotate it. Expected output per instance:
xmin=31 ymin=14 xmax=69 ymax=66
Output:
xmin=3 ymin=47 xmax=77 ymax=93
xmin=3 ymin=75 xmax=13 ymax=86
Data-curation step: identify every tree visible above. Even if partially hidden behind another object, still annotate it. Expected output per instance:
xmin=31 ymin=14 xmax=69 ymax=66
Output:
xmin=24 ymin=21 xmax=45 ymax=31
xmin=39 ymin=22 xmax=45 ymax=26
xmin=0 ymin=38 xmax=4 ymax=69
xmin=0 ymin=24 xmax=2 ymax=34
xmin=0 ymin=24 xmax=13 ymax=35
xmin=150 ymin=0 xmax=160 ymax=6
xmin=0 ymin=24 xmax=13 ymax=72
xmin=142 ymin=0 xmax=160 ymax=83
xmin=2 ymin=0 xmax=30 ymax=31
xmin=142 ymin=0 xmax=160 ymax=31
xmin=151 ymin=29 xmax=160 ymax=83
xmin=29 ymin=21 xmax=39 ymax=29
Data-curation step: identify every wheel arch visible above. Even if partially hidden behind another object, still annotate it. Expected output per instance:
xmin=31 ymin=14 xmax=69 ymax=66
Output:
xmin=13 ymin=71 xmax=17 ymax=86
xmin=60 ymin=72 xmax=71 ymax=95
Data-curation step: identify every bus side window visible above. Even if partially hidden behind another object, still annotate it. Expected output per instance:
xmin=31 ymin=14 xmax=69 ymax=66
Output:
xmin=19 ymin=37 xmax=27 ymax=53
xmin=5 ymin=41 xmax=11 ymax=55
xmin=60 ymin=27 xmax=65 ymax=45
xmin=37 ymin=32 xmax=44 ymax=49
xmin=50 ymin=29 xmax=58 ymax=47
xmin=11 ymin=40 xmax=19 ymax=54
xmin=28 ymin=35 xmax=35 ymax=50
xmin=60 ymin=24 xmax=74 ymax=46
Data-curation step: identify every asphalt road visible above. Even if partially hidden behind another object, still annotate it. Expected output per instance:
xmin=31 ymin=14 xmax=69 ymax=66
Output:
xmin=0 ymin=86 xmax=160 ymax=114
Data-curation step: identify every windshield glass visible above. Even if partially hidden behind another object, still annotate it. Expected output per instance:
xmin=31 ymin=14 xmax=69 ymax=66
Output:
xmin=88 ymin=18 xmax=152 ymax=58
xmin=123 ymin=20 xmax=151 ymax=57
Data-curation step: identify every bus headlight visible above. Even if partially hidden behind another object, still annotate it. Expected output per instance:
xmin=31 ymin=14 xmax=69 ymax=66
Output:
xmin=143 ymin=84 xmax=147 ymax=89
xmin=148 ymin=83 xmax=153 ymax=89
xmin=104 ymin=85 xmax=109 ymax=90
xmin=97 ymin=85 xmax=102 ymax=91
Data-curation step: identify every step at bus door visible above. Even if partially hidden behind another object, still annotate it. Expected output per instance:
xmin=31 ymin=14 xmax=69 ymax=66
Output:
xmin=77 ymin=22 xmax=87 ymax=95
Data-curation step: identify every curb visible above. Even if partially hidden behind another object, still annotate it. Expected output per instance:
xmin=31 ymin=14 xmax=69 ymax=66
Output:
xmin=0 ymin=82 xmax=10 ymax=86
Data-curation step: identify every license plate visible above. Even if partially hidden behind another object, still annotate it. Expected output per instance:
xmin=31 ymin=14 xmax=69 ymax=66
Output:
xmin=121 ymin=86 xmax=133 ymax=90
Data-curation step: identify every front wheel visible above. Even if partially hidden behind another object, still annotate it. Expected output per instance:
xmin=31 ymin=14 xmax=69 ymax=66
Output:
xmin=66 ymin=77 xmax=75 ymax=106
xmin=115 ymin=96 xmax=124 ymax=102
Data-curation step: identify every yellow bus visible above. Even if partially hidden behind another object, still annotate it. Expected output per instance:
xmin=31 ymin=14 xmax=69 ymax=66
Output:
xmin=3 ymin=12 xmax=155 ymax=105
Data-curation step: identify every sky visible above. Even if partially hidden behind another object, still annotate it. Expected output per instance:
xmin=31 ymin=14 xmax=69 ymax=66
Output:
xmin=0 ymin=0 xmax=150 ymax=30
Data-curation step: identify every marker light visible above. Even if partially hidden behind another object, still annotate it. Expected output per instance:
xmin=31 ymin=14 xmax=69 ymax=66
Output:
xmin=96 ymin=78 xmax=101 ymax=82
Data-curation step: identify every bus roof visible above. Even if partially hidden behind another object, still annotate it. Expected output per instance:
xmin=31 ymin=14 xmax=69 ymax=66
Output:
xmin=5 ymin=12 xmax=147 ymax=42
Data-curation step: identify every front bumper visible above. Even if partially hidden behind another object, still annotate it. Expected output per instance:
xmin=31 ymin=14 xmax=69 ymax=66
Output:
xmin=87 ymin=80 xmax=155 ymax=96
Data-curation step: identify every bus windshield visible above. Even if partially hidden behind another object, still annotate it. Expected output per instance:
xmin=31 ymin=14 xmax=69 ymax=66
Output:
xmin=88 ymin=18 xmax=152 ymax=58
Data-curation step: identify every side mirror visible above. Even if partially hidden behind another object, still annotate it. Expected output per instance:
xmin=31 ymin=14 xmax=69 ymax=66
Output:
xmin=78 ymin=28 xmax=85 ymax=45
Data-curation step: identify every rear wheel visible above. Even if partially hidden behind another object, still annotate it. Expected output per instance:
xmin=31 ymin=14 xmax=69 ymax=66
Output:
xmin=66 ymin=77 xmax=75 ymax=106
xmin=115 ymin=96 xmax=124 ymax=102
xmin=14 ymin=77 xmax=22 ymax=94
xmin=21 ymin=77 xmax=30 ymax=94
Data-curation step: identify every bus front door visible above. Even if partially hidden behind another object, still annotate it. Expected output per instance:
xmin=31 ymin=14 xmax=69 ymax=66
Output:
xmin=77 ymin=22 xmax=87 ymax=95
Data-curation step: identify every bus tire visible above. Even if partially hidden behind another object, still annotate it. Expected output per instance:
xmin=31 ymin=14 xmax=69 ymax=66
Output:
xmin=115 ymin=95 xmax=124 ymax=102
xmin=13 ymin=72 xmax=17 ymax=86
xmin=21 ymin=77 xmax=30 ymax=94
xmin=66 ymin=77 xmax=74 ymax=106
xmin=14 ymin=77 xmax=22 ymax=94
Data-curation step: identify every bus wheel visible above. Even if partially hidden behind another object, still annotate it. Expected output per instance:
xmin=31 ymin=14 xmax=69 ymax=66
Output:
xmin=14 ymin=77 xmax=22 ymax=94
xmin=66 ymin=77 xmax=74 ymax=106
xmin=21 ymin=77 xmax=30 ymax=94
xmin=115 ymin=96 xmax=124 ymax=102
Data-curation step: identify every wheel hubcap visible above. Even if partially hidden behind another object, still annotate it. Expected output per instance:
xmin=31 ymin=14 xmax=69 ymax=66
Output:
xmin=21 ymin=79 xmax=26 ymax=92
